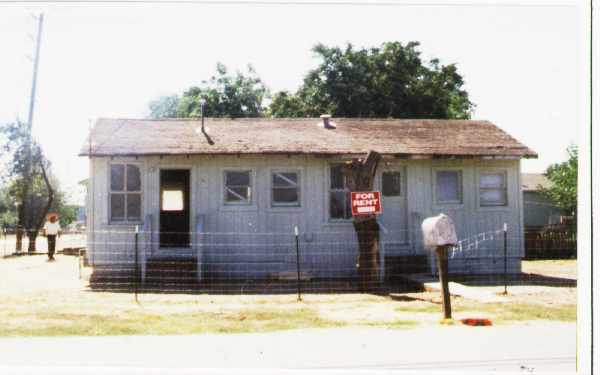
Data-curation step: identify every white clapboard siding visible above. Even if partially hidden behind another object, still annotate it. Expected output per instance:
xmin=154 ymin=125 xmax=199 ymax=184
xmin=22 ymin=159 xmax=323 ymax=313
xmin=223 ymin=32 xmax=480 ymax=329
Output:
xmin=86 ymin=155 xmax=524 ymax=278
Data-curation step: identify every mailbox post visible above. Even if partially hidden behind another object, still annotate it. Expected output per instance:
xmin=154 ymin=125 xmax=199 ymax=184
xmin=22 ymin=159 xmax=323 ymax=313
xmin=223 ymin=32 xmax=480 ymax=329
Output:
xmin=422 ymin=214 xmax=458 ymax=320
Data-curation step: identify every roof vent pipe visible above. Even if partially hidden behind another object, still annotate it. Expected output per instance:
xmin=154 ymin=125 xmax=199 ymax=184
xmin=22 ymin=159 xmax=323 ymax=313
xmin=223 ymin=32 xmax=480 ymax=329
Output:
xmin=320 ymin=114 xmax=336 ymax=129
xmin=200 ymin=98 xmax=206 ymax=133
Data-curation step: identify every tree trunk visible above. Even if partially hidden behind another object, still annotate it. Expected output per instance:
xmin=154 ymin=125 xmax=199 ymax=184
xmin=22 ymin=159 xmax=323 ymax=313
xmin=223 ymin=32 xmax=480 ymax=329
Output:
xmin=342 ymin=151 xmax=382 ymax=292
xmin=27 ymin=232 xmax=38 ymax=253
xmin=27 ymin=160 xmax=54 ymax=254
xmin=353 ymin=217 xmax=380 ymax=291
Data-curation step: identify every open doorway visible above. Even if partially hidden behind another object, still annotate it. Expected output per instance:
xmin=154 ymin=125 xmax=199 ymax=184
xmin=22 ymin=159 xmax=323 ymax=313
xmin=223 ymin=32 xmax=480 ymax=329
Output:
xmin=159 ymin=169 xmax=190 ymax=248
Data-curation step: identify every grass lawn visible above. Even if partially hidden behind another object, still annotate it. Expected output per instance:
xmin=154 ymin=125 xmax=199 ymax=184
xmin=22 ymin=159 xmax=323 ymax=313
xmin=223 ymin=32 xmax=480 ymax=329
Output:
xmin=0 ymin=256 xmax=577 ymax=337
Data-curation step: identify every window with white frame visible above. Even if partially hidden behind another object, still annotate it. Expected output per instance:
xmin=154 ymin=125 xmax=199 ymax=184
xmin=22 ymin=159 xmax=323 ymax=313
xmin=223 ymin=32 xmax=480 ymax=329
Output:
xmin=224 ymin=171 xmax=251 ymax=204
xmin=382 ymin=171 xmax=402 ymax=197
xmin=109 ymin=164 xmax=141 ymax=222
xmin=479 ymin=171 xmax=508 ymax=207
xmin=271 ymin=171 xmax=300 ymax=206
xmin=435 ymin=170 xmax=462 ymax=204
xmin=329 ymin=164 xmax=351 ymax=219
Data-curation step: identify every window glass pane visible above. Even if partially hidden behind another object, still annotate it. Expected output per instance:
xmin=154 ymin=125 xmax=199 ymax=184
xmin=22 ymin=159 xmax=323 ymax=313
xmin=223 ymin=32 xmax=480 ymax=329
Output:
xmin=330 ymin=165 xmax=344 ymax=189
xmin=110 ymin=193 xmax=125 ymax=221
xmin=127 ymin=194 xmax=141 ymax=220
xmin=382 ymin=172 xmax=401 ymax=196
xmin=273 ymin=172 xmax=298 ymax=187
xmin=226 ymin=171 xmax=250 ymax=186
xmin=110 ymin=165 xmax=125 ymax=191
xmin=480 ymin=189 xmax=507 ymax=206
xmin=162 ymin=190 xmax=183 ymax=211
xmin=436 ymin=171 xmax=461 ymax=202
xmin=226 ymin=187 xmax=250 ymax=203
xmin=273 ymin=188 xmax=299 ymax=204
xmin=126 ymin=165 xmax=141 ymax=191
xmin=480 ymin=173 xmax=505 ymax=188
xmin=329 ymin=191 xmax=347 ymax=219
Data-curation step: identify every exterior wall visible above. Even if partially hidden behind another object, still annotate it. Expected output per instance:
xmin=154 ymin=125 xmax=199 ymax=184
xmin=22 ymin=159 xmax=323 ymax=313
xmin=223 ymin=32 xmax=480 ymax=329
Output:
xmin=86 ymin=155 xmax=524 ymax=278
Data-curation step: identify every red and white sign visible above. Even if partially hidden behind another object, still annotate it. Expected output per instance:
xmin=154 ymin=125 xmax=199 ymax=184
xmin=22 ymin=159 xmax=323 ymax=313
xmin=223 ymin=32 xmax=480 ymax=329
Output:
xmin=351 ymin=191 xmax=382 ymax=216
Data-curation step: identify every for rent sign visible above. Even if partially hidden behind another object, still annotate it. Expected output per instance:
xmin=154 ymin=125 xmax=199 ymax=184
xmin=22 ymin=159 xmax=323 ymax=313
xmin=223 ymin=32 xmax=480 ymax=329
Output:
xmin=351 ymin=191 xmax=382 ymax=216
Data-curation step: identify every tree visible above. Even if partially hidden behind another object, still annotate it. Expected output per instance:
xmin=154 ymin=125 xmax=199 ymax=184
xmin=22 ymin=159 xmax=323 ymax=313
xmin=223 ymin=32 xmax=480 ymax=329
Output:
xmin=149 ymin=63 xmax=269 ymax=119
xmin=148 ymin=94 xmax=179 ymax=119
xmin=341 ymin=151 xmax=382 ymax=291
xmin=269 ymin=42 xmax=474 ymax=118
xmin=541 ymin=145 xmax=578 ymax=218
xmin=0 ymin=120 xmax=54 ymax=253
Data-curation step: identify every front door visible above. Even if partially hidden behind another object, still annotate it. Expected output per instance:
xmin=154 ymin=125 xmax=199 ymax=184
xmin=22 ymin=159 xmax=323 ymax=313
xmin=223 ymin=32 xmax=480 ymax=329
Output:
xmin=159 ymin=169 xmax=190 ymax=248
xmin=379 ymin=168 xmax=409 ymax=246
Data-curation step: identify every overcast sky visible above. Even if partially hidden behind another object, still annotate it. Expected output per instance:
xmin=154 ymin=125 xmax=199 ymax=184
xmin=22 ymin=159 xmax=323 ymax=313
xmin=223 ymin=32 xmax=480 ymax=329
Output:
xmin=0 ymin=1 xmax=584 ymax=204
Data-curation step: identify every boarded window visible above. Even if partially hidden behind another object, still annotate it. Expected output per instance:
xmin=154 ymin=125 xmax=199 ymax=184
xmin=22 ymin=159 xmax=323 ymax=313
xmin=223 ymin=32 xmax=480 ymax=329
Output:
xmin=110 ymin=164 xmax=141 ymax=222
xmin=272 ymin=172 xmax=300 ymax=206
xmin=329 ymin=165 xmax=351 ymax=219
xmin=436 ymin=170 xmax=462 ymax=204
xmin=382 ymin=172 xmax=401 ymax=197
xmin=479 ymin=171 xmax=508 ymax=206
xmin=224 ymin=171 xmax=251 ymax=204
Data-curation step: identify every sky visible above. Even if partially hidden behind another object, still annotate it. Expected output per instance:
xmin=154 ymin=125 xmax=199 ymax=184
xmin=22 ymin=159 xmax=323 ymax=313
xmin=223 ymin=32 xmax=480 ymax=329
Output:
xmin=0 ymin=1 xmax=584 ymax=205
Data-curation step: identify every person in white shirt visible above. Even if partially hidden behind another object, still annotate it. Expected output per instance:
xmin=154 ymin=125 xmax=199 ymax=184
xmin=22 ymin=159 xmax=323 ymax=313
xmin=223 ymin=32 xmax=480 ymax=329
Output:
xmin=42 ymin=215 xmax=61 ymax=261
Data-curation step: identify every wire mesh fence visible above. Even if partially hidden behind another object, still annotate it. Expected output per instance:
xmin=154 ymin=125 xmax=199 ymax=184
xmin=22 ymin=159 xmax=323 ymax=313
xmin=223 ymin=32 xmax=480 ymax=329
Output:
xmin=0 ymin=225 xmax=577 ymax=295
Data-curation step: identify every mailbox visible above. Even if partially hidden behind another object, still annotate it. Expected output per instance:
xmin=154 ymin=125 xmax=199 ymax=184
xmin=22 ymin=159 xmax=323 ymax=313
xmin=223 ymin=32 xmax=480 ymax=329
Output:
xmin=421 ymin=214 xmax=458 ymax=250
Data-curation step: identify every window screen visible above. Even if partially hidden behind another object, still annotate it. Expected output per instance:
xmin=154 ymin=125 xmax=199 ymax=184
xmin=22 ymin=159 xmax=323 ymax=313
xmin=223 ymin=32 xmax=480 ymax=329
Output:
xmin=109 ymin=164 xmax=141 ymax=222
xmin=436 ymin=170 xmax=462 ymax=203
xmin=329 ymin=165 xmax=351 ymax=219
xmin=382 ymin=172 xmax=401 ymax=197
xmin=225 ymin=171 xmax=251 ymax=204
xmin=479 ymin=171 xmax=508 ymax=206
xmin=272 ymin=172 xmax=300 ymax=206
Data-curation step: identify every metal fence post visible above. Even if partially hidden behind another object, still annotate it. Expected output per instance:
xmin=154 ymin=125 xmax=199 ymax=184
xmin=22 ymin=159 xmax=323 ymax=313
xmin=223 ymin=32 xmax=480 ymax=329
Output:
xmin=503 ymin=222 xmax=508 ymax=295
xmin=294 ymin=226 xmax=302 ymax=302
xmin=134 ymin=225 xmax=139 ymax=303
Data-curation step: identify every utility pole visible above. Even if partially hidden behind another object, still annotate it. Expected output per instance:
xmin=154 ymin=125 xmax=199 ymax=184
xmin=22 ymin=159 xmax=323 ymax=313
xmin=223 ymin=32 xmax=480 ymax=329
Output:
xmin=16 ymin=13 xmax=44 ymax=254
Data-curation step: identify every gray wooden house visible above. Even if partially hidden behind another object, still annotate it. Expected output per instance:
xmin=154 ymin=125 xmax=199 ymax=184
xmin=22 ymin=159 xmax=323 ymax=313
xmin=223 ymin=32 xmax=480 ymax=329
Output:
xmin=80 ymin=117 xmax=536 ymax=284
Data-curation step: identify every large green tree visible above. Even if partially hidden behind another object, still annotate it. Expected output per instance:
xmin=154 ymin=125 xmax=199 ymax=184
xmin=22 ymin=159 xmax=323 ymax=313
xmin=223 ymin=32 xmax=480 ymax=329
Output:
xmin=269 ymin=42 xmax=474 ymax=118
xmin=149 ymin=63 xmax=269 ymax=119
xmin=542 ymin=145 xmax=578 ymax=218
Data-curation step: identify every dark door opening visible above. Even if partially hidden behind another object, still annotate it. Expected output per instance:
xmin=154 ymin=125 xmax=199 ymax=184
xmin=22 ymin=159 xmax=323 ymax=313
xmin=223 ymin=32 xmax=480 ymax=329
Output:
xmin=159 ymin=169 xmax=190 ymax=248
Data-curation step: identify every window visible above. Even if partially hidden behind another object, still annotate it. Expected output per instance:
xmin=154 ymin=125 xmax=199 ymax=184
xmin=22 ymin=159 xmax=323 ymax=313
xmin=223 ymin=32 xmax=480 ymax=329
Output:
xmin=382 ymin=172 xmax=401 ymax=197
xmin=224 ymin=171 xmax=251 ymax=204
xmin=110 ymin=164 xmax=141 ymax=222
xmin=329 ymin=165 xmax=351 ymax=219
xmin=436 ymin=170 xmax=462 ymax=204
xmin=271 ymin=172 xmax=300 ymax=206
xmin=479 ymin=171 xmax=508 ymax=207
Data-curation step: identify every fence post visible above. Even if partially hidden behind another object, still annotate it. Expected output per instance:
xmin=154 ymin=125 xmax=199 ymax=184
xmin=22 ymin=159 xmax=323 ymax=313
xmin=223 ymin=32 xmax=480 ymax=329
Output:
xmin=134 ymin=225 xmax=139 ymax=303
xmin=294 ymin=226 xmax=302 ymax=302
xmin=503 ymin=222 xmax=508 ymax=295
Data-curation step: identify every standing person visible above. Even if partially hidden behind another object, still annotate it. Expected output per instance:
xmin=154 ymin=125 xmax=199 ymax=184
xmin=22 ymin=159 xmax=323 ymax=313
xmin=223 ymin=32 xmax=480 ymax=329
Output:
xmin=43 ymin=214 xmax=61 ymax=261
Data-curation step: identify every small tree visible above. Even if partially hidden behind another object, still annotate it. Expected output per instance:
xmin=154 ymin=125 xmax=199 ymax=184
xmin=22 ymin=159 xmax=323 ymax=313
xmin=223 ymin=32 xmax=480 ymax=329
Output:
xmin=541 ymin=145 xmax=578 ymax=221
xmin=0 ymin=120 xmax=54 ymax=253
xmin=148 ymin=94 xmax=179 ymax=119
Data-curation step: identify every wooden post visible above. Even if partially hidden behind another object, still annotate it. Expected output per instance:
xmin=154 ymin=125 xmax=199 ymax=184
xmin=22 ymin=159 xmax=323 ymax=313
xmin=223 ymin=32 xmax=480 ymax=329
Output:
xmin=435 ymin=245 xmax=451 ymax=319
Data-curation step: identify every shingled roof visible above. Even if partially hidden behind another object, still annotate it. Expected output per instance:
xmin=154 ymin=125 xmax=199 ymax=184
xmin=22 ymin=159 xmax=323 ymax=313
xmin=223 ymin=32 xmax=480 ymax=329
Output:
xmin=79 ymin=118 xmax=537 ymax=158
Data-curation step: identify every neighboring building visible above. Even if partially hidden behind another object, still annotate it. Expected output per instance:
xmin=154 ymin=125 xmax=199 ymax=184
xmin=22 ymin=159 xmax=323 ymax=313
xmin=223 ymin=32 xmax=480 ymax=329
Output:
xmin=521 ymin=173 xmax=563 ymax=228
xmin=80 ymin=117 xmax=536 ymax=284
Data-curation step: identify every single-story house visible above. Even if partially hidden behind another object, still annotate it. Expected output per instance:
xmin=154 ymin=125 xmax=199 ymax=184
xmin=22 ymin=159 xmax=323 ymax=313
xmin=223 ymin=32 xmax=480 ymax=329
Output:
xmin=79 ymin=117 xmax=537 ymax=284
xmin=521 ymin=173 xmax=564 ymax=228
